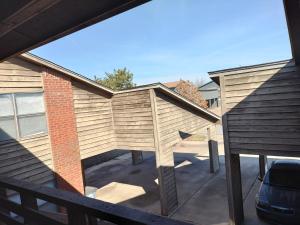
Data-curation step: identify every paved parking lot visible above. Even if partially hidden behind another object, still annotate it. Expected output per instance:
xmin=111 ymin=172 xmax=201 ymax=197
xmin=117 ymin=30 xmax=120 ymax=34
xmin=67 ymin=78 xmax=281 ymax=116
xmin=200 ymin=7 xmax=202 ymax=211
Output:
xmin=85 ymin=141 xmax=269 ymax=225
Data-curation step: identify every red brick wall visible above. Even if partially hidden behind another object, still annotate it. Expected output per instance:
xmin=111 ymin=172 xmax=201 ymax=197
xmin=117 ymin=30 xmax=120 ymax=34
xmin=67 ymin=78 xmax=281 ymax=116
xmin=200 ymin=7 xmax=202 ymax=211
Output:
xmin=43 ymin=68 xmax=84 ymax=194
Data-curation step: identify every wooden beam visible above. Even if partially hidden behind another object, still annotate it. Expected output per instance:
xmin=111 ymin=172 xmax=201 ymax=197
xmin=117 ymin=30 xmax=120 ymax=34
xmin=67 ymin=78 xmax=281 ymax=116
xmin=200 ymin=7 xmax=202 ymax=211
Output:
xmin=131 ymin=151 xmax=144 ymax=165
xmin=20 ymin=193 xmax=38 ymax=225
xmin=259 ymin=155 xmax=268 ymax=181
xmin=219 ymin=75 xmax=244 ymax=225
xmin=207 ymin=126 xmax=220 ymax=173
xmin=0 ymin=0 xmax=61 ymax=38
xmin=150 ymin=88 xmax=168 ymax=215
xmin=284 ymin=0 xmax=300 ymax=64
xmin=150 ymin=89 xmax=178 ymax=216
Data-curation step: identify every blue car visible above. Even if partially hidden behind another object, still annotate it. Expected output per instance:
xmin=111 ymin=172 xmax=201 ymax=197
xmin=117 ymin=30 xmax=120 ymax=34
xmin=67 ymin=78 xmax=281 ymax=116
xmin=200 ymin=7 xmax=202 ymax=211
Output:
xmin=256 ymin=160 xmax=300 ymax=225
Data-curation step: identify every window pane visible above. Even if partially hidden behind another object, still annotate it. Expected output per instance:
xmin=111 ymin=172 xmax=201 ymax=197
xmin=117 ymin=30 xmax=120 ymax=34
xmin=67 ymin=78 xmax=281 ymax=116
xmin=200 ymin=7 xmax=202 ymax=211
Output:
xmin=15 ymin=93 xmax=45 ymax=115
xmin=0 ymin=117 xmax=17 ymax=141
xmin=0 ymin=94 xmax=14 ymax=117
xmin=18 ymin=114 xmax=47 ymax=137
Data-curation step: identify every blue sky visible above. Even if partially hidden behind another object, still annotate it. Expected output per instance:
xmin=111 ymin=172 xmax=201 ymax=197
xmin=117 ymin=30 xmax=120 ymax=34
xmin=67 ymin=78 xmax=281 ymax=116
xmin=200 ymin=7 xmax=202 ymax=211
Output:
xmin=31 ymin=0 xmax=292 ymax=85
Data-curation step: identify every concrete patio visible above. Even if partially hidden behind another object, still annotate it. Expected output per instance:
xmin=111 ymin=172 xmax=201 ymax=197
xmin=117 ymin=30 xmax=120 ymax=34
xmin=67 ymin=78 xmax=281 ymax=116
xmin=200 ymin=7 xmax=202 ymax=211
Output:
xmin=85 ymin=141 xmax=270 ymax=225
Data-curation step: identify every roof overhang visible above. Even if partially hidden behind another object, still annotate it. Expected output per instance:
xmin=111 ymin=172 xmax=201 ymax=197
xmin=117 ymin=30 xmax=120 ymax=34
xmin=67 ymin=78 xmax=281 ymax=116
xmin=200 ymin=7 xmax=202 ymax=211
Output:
xmin=284 ymin=0 xmax=300 ymax=65
xmin=0 ymin=0 xmax=150 ymax=62
xmin=208 ymin=59 xmax=293 ymax=85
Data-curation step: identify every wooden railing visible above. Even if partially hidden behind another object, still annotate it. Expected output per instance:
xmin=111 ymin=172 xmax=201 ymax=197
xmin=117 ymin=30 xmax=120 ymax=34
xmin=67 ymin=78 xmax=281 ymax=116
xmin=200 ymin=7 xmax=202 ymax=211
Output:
xmin=0 ymin=177 xmax=192 ymax=225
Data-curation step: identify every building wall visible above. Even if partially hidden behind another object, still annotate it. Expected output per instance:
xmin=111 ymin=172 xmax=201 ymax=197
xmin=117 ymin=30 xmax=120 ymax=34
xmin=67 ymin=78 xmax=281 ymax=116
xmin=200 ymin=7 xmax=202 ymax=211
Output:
xmin=0 ymin=135 xmax=53 ymax=185
xmin=155 ymin=90 xmax=211 ymax=150
xmin=0 ymin=58 xmax=44 ymax=93
xmin=199 ymin=81 xmax=220 ymax=100
xmin=220 ymin=60 xmax=300 ymax=156
xmin=154 ymin=89 xmax=213 ymax=214
xmin=112 ymin=90 xmax=155 ymax=151
xmin=0 ymin=57 xmax=219 ymax=206
xmin=72 ymin=81 xmax=115 ymax=160
xmin=43 ymin=68 xmax=84 ymax=194
xmin=199 ymin=81 xmax=220 ymax=109
xmin=0 ymin=58 xmax=55 ymax=187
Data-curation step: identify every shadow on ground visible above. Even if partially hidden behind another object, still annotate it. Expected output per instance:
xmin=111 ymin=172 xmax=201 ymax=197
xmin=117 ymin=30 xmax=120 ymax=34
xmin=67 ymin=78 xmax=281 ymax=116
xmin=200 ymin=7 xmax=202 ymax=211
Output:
xmin=84 ymin=141 xmax=274 ymax=225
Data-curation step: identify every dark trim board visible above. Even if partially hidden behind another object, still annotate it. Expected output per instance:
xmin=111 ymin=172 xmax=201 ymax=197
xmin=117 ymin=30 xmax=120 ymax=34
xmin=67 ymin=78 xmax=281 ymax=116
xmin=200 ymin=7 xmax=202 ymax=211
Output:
xmin=82 ymin=150 xmax=129 ymax=169
xmin=231 ymin=149 xmax=300 ymax=158
xmin=284 ymin=0 xmax=300 ymax=65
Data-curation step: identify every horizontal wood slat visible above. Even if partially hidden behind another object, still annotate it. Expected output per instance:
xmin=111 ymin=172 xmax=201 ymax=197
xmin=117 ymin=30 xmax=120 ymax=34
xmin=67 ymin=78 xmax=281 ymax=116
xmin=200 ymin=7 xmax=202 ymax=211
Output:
xmin=222 ymin=60 xmax=300 ymax=156
xmin=0 ymin=58 xmax=43 ymax=94
xmin=73 ymin=82 xmax=115 ymax=159
xmin=112 ymin=90 xmax=155 ymax=150
xmin=156 ymin=90 xmax=211 ymax=151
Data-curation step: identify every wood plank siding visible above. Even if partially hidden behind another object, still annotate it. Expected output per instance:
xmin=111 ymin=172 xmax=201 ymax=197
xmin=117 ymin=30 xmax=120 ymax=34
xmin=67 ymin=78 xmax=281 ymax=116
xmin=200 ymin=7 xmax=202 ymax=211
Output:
xmin=218 ymin=60 xmax=300 ymax=156
xmin=72 ymin=81 xmax=115 ymax=159
xmin=0 ymin=55 xmax=220 ymax=207
xmin=155 ymin=90 xmax=211 ymax=150
xmin=112 ymin=90 xmax=155 ymax=151
xmin=0 ymin=135 xmax=53 ymax=185
xmin=0 ymin=57 xmax=43 ymax=93
xmin=153 ymin=89 xmax=213 ymax=214
xmin=0 ymin=58 xmax=54 ymax=187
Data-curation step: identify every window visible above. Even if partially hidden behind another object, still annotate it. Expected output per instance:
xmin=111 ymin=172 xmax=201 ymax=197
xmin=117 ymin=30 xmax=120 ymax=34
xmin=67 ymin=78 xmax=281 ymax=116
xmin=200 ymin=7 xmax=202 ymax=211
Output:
xmin=0 ymin=94 xmax=17 ymax=140
xmin=207 ymin=98 xmax=219 ymax=108
xmin=0 ymin=92 xmax=47 ymax=141
xmin=268 ymin=169 xmax=300 ymax=189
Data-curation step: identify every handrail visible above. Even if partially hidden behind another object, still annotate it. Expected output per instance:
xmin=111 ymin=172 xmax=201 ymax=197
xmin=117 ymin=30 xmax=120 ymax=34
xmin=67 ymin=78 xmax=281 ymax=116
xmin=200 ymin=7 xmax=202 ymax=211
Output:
xmin=0 ymin=177 xmax=192 ymax=225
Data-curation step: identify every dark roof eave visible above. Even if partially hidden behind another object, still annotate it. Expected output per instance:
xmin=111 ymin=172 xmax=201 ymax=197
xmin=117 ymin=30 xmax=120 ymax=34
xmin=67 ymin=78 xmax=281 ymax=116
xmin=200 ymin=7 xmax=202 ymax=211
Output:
xmin=208 ymin=59 xmax=292 ymax=76
xmin=0 ymin=0 xmax=150 ymax=61
xmin=284 ymin=0 xmax=300 ymax=65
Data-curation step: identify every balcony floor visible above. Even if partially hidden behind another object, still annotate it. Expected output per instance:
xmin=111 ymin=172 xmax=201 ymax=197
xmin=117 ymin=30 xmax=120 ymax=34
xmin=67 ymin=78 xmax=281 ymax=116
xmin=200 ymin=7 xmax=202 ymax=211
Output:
xmin=85 ymin=141 xmax=273 ymax=225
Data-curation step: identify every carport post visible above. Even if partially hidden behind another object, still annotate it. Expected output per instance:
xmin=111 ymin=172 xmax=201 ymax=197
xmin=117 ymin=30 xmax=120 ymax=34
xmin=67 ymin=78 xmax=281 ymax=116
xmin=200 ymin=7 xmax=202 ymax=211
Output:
xmin=220 ymin=75 xmax=244 ymax=225
xmin=150 ymin=89 xmax=178 ymax=216
xmin=0 ymin=188 xmax=8 ymax=225
xmin=259 ymin=155 xmax=268 ymax=180
xmin=131 ymin=151 xmax=144 ymax=165
xmin=226 ymin=153 xmax=244 ymax=225
xmin=207 ymin=126 xmax=220 ymax=173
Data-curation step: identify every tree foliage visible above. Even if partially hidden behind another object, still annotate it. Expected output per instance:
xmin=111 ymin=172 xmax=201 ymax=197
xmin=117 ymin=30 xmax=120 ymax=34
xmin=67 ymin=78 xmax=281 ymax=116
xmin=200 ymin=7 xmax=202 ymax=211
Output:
xmin=175 ymin=80 xmax=208 ymax=108
xmin=94 ymin=68 xmax=136 ymax=91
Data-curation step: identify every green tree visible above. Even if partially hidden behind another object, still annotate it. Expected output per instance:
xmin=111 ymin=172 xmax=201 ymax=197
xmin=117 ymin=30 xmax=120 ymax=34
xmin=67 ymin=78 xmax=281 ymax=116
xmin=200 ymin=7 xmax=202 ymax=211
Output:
xmin=94 ymin=68 xmax=136 ymax=91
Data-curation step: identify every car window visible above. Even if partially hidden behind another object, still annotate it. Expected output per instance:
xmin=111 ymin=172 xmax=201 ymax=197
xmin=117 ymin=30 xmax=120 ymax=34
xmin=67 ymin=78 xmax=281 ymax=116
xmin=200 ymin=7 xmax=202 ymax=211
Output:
xmin=268 ymin=169 xmax=300 ymax=189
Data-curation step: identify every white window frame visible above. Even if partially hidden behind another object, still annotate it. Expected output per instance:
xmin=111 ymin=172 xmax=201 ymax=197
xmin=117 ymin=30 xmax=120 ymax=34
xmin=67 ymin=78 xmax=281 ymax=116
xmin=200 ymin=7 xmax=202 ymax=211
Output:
xmin=0 ymin=91 xmax=48 ymax=141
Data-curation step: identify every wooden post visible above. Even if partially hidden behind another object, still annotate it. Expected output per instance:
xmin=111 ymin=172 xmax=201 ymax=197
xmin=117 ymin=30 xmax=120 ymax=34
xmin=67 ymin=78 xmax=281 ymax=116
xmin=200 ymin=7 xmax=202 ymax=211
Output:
xmin=0 ymin=188 xmax=8 ymax=225
xmin=225 ymin=154 xmax=244 ymax=225
xmin=220 ymin=75 xmax=244 ymax=225
xmin=150 ymin=89 xmax=178 ymax=216
xmin=259 ymin=155 xmax=268 ymax=181
xmin=20 ymin=193 xmax=38 ymax=225
xmin=207 ymin=126 xmax=220 ymax=173
xmin=131 ymin=151 xmax=144 ymax=165
xmin=87 ymin=216 xmax=98 ymax=225
xmin=68 ymin=207 xmax=87 ymax=225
